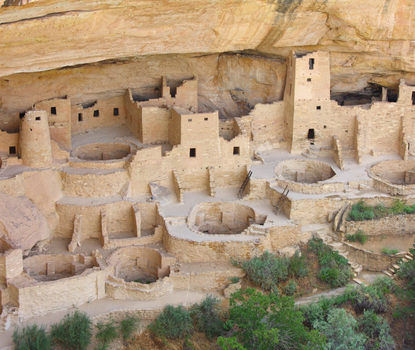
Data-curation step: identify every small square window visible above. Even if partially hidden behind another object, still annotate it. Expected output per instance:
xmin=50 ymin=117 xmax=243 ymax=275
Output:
xmin=113 ymin=108 xmax=119 ymax=116
xmin=93 ymin=110 xmax=99 ymax=117
xmin=188 ymin=118 xmax=192 ymax=122
xmin=324 ymin=125 xmax=327 ymax=129
xmin=51 ymin=107 xmax=57 ymax=115
xmin=316 ymin=106 xmax=321 ymax=110
xmin=9 ymin=146 xmax=16 ymax=155
xmin=35 ymin=117 xmax=41 ymax=121
xmin=189 ymin=148 xmax=196 ymax=157
xmin=204 ymin=118 xmax=208 ymax=121
xmin=233 ymin=147 xmax=240 ymax=155
xmin=307 ymin=78 xmax=311 ymax=82
xmin=78 ymin=113 xmax=83 ymax=122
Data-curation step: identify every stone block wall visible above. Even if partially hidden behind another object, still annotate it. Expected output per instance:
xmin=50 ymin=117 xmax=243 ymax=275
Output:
xmin=71 ymin=95 xmax=126 ymax=135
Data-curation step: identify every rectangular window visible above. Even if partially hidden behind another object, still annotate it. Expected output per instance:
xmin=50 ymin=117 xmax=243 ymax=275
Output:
xmin=204 ymin=118 xmax=208 ymax=121
xmin=316 ymin=106 xmax=321 ymax=110
xmin=233 ymin=147 xmax=240 ymax=155
xmin=189 ymin=148 xmax=196 ymax=157
xmin=35 ymin=117 xmax=41 ymax=121
xmin=51 ymin=107 xmax=57 ymax=115
xmin=307 ymin=78 xmax=311 ymax=82
xmin=188 ymin=118 xmax=192 ymax=122
xmin=93 ymin=110 xmax=99 ymax=117
xmin=9 ymin=146 xmax=16 ymax=155
xmin=78 ymin=113 xmax=83 ymax=122
xmin=309 ymin=58 xmax=315 ymax=70
xmin=113 ymin=108 xmax=119 ymax=116
xmin=412 ymin=92 xmax=415 ymax=105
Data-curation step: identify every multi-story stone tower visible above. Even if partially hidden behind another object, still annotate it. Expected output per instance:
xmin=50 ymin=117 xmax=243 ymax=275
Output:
xmin=19 ymin=110 xmax=52 ymax=168
xmin=284 ymin=51 xmax=331 ymax=154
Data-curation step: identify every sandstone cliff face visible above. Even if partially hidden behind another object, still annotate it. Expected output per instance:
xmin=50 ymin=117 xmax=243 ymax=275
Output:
xmin=0 ymin=0 xmax=414 ymax=117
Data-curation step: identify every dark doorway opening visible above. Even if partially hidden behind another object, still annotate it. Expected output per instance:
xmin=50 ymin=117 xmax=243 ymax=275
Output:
xmin=9 ymin=146 xmax=16 ymax=155
xmin=51 ymin=107 xmax=57 ymax=115
xmin=93 ymin=110 xmax=100 ymax=117
xmin=113 ymin=108 xmax=119 ymax=116
xmin=307 ymin=129 xmax=315 ymax=140
xmin=189 ymin=148 xmax=196 ymax=157
xmin=78 ymin=113 xmax=83 ymax=122
xmin=233 ymin=147 xmax=240 ymax=155
xmin=309 ymin=58 xmax=315 ymax=70
xmin=412 ymin=92 xmax=415 ymax=105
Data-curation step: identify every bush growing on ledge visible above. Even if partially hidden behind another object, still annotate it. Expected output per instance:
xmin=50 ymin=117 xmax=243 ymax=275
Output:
xmin=346 ymin=231 xmax=368 ymax=245
xmin=381 ymin=248 xmax=399 ymax=255
xmin=309 ymin=238 xmax=353 ymax=288
xmin=149 ymin=305 xmax=193 ymax=340
xmin=120 ymin=315 xmax=140 ymax=340
xmin=51 ymin=310 xmax=93 ymax=350
xmin=348 ymin=199 xmax=415 ymax=221
xmin=95 ymin=320 xmax=119 ymax=346
xmin=241 ymin=251 xmax=289 ymax=293
xmin=190 ymin=295 xmax=225 ymax=340
xmin=13 ymin=324 xmax=51 ymax=350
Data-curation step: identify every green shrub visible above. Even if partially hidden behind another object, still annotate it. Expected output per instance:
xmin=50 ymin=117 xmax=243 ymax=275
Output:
xmin=218 ymin=288 xmax=325 ymax=350
xmin=120 ymin=315 xmax=140 ymax=340
xmin=288 ymin=252 xmax=309 ymax=278
xmin=404 ymin=203 xmax=415 ymax=214
xmin=309 ymin=238 xmax=353 ymax=287
xmin=241 ymin=251 xmax=289 ymax=292
xmin=284 ymin=280 xmax=297 ymax=296
xmin=149 ymin=305 xmax=193 ymax=340
xmin=345 ymin=231 xmax=368 ymax=245
xmin=381 ymin=248 xmax=399 ymax=255
xmin=13 ymin=324 xmax=51 ymax=350
xmin=313 ymin=308 xmax=366 ymax=350
xmin=229 ymin=276 xmax=240 ymax=284
xmin=51 ymin=310 xmax=93 ymax=350
xmin=95 ymin=320 xmax=118 ymax=345
xmin=391 ymin=199 xmax=405 ymax=214
xmin=343 ymin=284 xmax=388 ymax=313
xmin=358 ymin=310 xmax=395 ymax=350
xmin=191 ymin=295 xmax=225 ymax=339
xmin=348 ymin=201 xmax=375 ymax=221
xmin=94 ymin=344 xmax=109 ymax=350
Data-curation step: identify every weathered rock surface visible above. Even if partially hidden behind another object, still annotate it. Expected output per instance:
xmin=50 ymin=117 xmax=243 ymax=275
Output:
xmin=0 ymin=192 xmax=50 ymax=250
xmin=0 ymin=0 xmax=415 ymax=120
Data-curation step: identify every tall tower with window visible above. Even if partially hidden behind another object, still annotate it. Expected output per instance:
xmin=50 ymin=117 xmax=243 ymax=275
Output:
xmin=284 ymin=51 xmax=331 ymax=153
xmin=19 ymin=110 xmax=52 ymax=168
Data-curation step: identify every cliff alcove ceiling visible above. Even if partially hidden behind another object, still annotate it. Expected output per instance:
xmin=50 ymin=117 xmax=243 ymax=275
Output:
xmin=1 ymin=0 xmax=415 ymax=125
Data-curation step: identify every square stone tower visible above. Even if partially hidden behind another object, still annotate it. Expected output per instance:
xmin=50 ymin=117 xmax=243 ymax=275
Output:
xmin=284 ymin=51 xmax=331 ymax=154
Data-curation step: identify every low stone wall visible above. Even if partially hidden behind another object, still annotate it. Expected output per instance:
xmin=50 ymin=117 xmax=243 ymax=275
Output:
xmin=60 ymin=169 xmax=129 ymax=197
xmin=277 ymin=179 xmax=344 ymax=195
xmin=23 ymin=254 xmax=95 ymax=276
xmin=368 ymin=159 xmax=415 ymax=195
xmin=106 ymin=275 xmax=173 ymax=301
xmin=342 ymin=242 xmax=406 ymax=271
xmin=169 ymin=265 xmax=245 ymax=291
xmin=68 ymin=158 xmax=127 ymax=169
xmin=345 ymin=214 xmax=415 ymax=236
xmin=10 ymin=268 xmax=106 ymax=320
xmin=163 ymin=224 xmax=272 ymax=262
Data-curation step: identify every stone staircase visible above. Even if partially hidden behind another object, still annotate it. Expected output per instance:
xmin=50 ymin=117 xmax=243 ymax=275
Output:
xmin=382 ymin=252 xmax=413 ymax=278
xmin=313 ymin=229 xmax=363 ymax=277
xmin=302 ymin=146 xmax=319 ymax=159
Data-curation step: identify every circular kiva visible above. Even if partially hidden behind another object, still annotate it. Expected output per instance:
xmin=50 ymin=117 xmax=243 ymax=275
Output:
xmin=187 ymin=202 xmax=267 ymax=235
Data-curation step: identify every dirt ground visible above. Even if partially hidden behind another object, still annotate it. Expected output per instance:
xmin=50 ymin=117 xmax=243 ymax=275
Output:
xmin=347 ymin=234 xmax=415 ymax=254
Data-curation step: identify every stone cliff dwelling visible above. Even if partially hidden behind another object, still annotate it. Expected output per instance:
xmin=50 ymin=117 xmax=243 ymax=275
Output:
xmin=1 ymin=49 xmax=415 ymax=339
